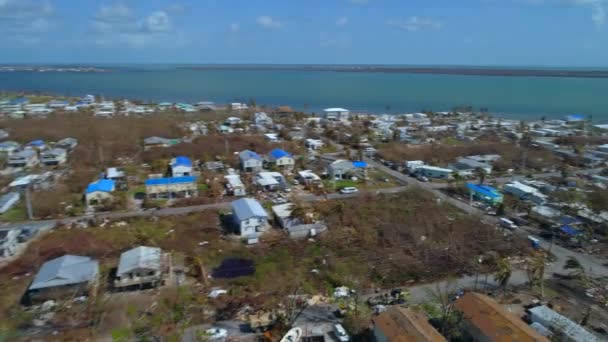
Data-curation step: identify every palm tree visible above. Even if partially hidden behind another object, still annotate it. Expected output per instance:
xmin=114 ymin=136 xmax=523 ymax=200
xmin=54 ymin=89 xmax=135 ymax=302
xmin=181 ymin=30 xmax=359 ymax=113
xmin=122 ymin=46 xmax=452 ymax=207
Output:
xmin=474 ymin=167 xmax=487 ymax=185
xmin=494 ymin=257 xmax=512 ymax=298
xmin=564 ymin=256 xmax=587 ymax=282
xmin=527 ymin=253 xmax=546 ymax=298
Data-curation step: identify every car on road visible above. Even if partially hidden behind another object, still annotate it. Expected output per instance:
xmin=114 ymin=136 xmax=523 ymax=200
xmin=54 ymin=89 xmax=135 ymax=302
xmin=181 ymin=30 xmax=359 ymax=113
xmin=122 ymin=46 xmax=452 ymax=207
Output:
xmin=205 ymin=328 xmax=228 ymax=340
xmin=416 ymin=175 xmax=429 ymax=182
xmin=499 ymin=218 xmax=518 ymax=230
xmin=340 ymin=187 xmax=358 ymax=194
xmin=333 ymin=324 xmax=350 ymax=342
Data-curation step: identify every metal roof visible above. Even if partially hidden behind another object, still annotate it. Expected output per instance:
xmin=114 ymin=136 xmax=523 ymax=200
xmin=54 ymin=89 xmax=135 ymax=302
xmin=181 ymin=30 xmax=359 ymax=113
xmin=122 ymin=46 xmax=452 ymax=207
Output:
xmin=323 ymin=108 xmax=349 ymax=112
xmin=373 ymin=306 xmax=446 ymax=342
xmin=86 ymin=179 xmax=115 ymax=194
xmin=269 ymin=148 xmax=292 ymax=159
xmin=145 ymin=176 xmax=196 ymax=186
xmin=29 ymin=255 xmax=99 ymax=290
xmin=171 ymin=156 xmax=192 ymax=168
xmin=117 ymin=246 xmax=161 ymax=276
xmin=529 ymin=305 xmax=600 ymax=342
xmin=231 ymin=198 xmax=268 ymax=222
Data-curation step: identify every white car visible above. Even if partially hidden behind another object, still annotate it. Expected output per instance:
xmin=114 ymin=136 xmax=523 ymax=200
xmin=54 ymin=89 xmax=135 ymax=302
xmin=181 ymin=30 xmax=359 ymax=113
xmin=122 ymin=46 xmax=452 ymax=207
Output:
xmin=333 ymin=324 xmax=350 ymax=342
xmin=206 ymin=328 xmax=228 ymax=340
xmin=340 ymin=187 xmax=358 ymax=194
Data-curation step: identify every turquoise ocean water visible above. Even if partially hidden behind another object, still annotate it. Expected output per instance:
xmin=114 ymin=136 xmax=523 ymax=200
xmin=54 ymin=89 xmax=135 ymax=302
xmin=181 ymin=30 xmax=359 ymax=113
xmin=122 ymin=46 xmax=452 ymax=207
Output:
xmin=1 ymin=65 xmax=607 ymax=121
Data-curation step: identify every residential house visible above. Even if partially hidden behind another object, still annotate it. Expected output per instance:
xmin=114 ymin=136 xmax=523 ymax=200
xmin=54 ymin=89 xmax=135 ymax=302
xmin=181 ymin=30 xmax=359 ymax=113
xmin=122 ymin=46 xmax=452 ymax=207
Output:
xmin=8 ymin=149 xmax=39 ymax=168
xmin=170 ymin=156 xmax=193 ymax=177
xmin=225 ymin=116 xmax=242 ymax=126
xmin=95 ymin=101 xmax=115 ymax=117
xmin=85 ymin=179 xmax=116 ymax=206
xmin=528 ymin=305 xmax=600 ymax=342
xmin=0 ymin=228 xmax=20 ymax=257
xmin=305 ymin=138 xmax=324 ymax=150
xmin=204 ymin=161 xmax=224 ymax=171
xmin=564 ymin=114 xmax=586 ymax=123
xmin=55 ymin=137 xmax=78 ymax=152
xmin=454 ymin=292 xmax=549 ymax=342
xmin=448 ymin=158 xmax=493 ymax=176
xmin=255 ymin=172 xmax=287 ymax=191
xmin=231 ymin=198 xmax=269 ymax=238
xmin=504 ymin=181 xmax=548 ymax=205
xmin=144 ymin=136 xmax=181 ymax=150
xmin=225 ymin=174 xmax=246 ymax=196
xmin=272 ymin=203 xmax=327 ymax=239
xmin=145 ymin=176 xmax=198 ymax=199
xmin=218 ymin=124 xmax=234 ymax=134
xmin=327 ymin=159 xmax=368 ymax=180
xmin=27 ymin=255 xmax=99 ymax=303
xmin=0 ymin=141 xmax=20 ymax=155
xmin=267 ymin=148 xmax=295 ymax=170
xmin=115 ymin=246 xmax=168 ymax=290
xmin=373 ymin=306 xmax=446 ymax=342
xmin=239 ymin=150 xmax=264 ymax=172
xmin=275 ymin=105 xmax=295 ymax=116
xmin=47 ymin=100 xmax=69 ymax=109
xmin=417 ymin=166 xmax=453 ymax=180
xmin=41 ymin=148 xmax=68 ymax=166
xmin=230 ymin=102 xmax=248 ymax=110
xmin=254 ymin=112 xmax=273 ymax=126
xmin=0 ymin=192 xmax=20 ymax=214
xmin=466 ymin=183 xmax=503 ymax=205
xmin=322 ymin=108 xmax=350 ymax=121
xmin=106 ymin=167 xmax=126 ymax=183
xmin=467 ymin=154 xmax=501 ymax=163
xmin=26 ymin=139 xmax=46 ymax=150
xmin=264 ymin=133 xmax=279 ymax=142
xmin=530 ymin=206 xmax=563 ymax=225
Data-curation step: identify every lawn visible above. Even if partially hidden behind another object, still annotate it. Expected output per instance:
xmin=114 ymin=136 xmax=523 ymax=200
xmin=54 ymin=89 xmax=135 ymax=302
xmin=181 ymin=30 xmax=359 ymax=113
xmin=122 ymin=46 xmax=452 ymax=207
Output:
xmin=0 ymin=206 xmax=27 ymax=222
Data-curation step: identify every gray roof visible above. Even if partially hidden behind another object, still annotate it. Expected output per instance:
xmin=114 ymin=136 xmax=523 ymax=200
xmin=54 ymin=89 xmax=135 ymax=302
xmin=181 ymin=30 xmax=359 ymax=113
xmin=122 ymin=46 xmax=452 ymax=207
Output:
xmin=117 ymin=246 xmax=161 ymax=276
xmin=529 ymin=305 xmax=600 ymax=342
xmin=144 ymin=136 xmax=171 ymax=145
xmin=42 ymin=148 xmax=67 ymax=157
xmin=10 ymin=149 xmax=36 ymax=158
xmin=29 ymin=255 xmax=99 ymax=290
xmin=231 ymin=198 xmax=268 ymax=222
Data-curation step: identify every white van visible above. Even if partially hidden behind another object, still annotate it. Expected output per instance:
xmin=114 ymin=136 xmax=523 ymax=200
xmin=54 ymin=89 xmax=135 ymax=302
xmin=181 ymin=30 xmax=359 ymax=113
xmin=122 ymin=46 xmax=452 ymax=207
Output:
xmin=333 ymin=324 xmax=350 ymax=342
xmin=499 ymin=218 xmax=518 ymax=230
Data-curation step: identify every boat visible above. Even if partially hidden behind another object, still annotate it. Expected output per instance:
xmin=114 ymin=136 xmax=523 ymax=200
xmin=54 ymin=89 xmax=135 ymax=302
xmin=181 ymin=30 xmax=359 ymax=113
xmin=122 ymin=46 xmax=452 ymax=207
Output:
xmin=280 ymin=327 xmax=303 ymax=342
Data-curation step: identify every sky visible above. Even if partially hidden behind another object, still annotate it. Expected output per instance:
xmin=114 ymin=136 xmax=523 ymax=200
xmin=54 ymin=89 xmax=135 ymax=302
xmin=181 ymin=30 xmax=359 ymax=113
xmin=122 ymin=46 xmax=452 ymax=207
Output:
xmin=1 ymin=0 xmax=608 ymax=66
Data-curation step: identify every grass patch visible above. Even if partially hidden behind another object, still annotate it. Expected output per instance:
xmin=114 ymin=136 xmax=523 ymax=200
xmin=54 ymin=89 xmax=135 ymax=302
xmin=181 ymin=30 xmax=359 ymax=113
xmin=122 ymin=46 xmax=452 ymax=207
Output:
xmin=1 ymin=206 xmax=27 ymax=222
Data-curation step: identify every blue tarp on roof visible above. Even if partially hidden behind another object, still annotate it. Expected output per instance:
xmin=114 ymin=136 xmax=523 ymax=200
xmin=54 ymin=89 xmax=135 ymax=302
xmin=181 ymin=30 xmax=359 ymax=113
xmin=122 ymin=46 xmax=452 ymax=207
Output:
xmin=171 ymin=156 xmax=192 ymax=167
xmin=269 ymin=148 xmax=292 ymax=159
xmin=145 ymin=176 xmax=196 ymax=186
xmin=560 ymin=225 xmax=581 ymax=236
xmin=240 ymin=150 xmax=262 ymax=161
xmin=565 ymin=114 xmax=585 ymax=121
xmin=466 ymin=183 xmax=503 ymax=199
xmin=27 ymin=140 xmax=45 ymax=147
xmin=86 ymin=179 xmax=115 ymax=194
xmin=559 ymin=216 xmax=581 ymax=225
xmin=352 ymin=161 xmax=367 ymax=168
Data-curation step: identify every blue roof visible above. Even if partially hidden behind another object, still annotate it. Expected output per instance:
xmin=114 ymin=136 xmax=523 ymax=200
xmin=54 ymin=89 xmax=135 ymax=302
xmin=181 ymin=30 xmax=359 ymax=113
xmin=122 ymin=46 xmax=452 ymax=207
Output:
xmin=466 ymin=183 xmax=503 ymax=199
xmin=352 ymin=161 xmax=368 ymax=168
xmin=269 ymin=148 xmax=292 ymax=159
xmin=27 ymin=140 xmax=45 ymax=146
xmin=231 ymin=198 xmax=268 ymax=221
xmin=559 ymin=216 xmax=581 ymax=225
xmin=239 ymin=150 xmax=262 ymax=161
xmin=560 ymin=225 xmax=581 ymax=236
xmin=86 ymin=179 xmax=115 ymax=194
xmin=171 ymin=156 xmax=192 ymax=168
xmin=145 ymin=176 xmax=196 ymax=186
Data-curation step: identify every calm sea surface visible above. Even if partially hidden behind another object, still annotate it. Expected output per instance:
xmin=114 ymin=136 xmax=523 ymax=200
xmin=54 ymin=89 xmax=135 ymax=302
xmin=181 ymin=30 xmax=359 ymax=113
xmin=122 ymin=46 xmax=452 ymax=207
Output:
xmin=1 ymin=65 xmax=607 ymax=121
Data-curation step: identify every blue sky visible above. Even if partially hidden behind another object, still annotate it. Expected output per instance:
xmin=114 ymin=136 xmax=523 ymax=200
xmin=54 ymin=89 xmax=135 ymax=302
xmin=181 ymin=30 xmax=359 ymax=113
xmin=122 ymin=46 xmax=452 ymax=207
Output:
xmin=1 ymin=0 xmax=608 ymax=66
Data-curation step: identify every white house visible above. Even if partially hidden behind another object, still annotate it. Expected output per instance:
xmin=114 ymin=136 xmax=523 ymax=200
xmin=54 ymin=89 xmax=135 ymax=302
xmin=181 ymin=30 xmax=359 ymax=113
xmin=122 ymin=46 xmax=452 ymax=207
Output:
xmin=305 ymin=139 xmax=324 ymax=150
xmin=267 ymin=148 xmax=295 ymax=170
xmin=0 ymin=141 xmax=20 ymax=155
xmin=231 ymin=198 xmax=269 ymax=238
xmin=40 ymin=148 xmax=68 ymax=166
xmin=224 ymin=174 xmax=246 ymax=196
xmin=114 ymin=246 xmax=166 ymax=289
xmin=504 ymin=181 xmax=548 ymax=205
xmin=8 ymin=150 xmax=39 ymax=168
xmin=170 ymin=156 xmax=193 ymax=177
xmin=322 ymin=108 xmax=350 ymax=121
xmin=255 ymin=172 xmax=286 ymax=191
xmin=254 ymin=112 xmax=273 ymax=126
xmin=239 ymin=150 xmax=264 ymax=172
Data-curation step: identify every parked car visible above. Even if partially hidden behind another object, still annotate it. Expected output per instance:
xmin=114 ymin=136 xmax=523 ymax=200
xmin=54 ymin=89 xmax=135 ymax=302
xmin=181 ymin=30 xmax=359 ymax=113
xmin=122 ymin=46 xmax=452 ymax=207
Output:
xmin=416 ymin=175 xmax=429 ymax=182
xmin=205 ymin=328 xmax=227 ymax=340
xmin=333 ymin=324 xmax=350 ymax=342
xmin=499 ymin=218 xmax=518 ymax=230
xmin=340 ymin=187 xmax=358 ymax=194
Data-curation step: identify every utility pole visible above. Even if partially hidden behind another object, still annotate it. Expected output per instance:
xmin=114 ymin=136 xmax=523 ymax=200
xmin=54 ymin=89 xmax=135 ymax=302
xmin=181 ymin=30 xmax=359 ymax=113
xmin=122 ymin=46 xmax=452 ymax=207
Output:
xmin=25 ymin=185 xmax=33 ymax=220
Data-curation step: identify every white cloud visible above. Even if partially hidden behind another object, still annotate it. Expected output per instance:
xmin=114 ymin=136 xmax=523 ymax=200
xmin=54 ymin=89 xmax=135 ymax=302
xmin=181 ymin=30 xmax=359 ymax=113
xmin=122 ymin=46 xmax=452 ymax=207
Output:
xmin=387 ymin=17 xmax=443 ymax=32
xmin=91 ymin=2 xmax=181 ymax=48
xmin=0 ymin=0 xmax=55 ymax=44
xmin=348 ymin=0 xmax=369 ymax=5
xmin=336 ymin=16 xmax=349 ymax=27
xmin=229 ymin=23 xmax=240 ymax=33
xmin=519 ymin=0 xmax=607 ymax=27
xmin=256 ymin=15 xmax=283 ymax=29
